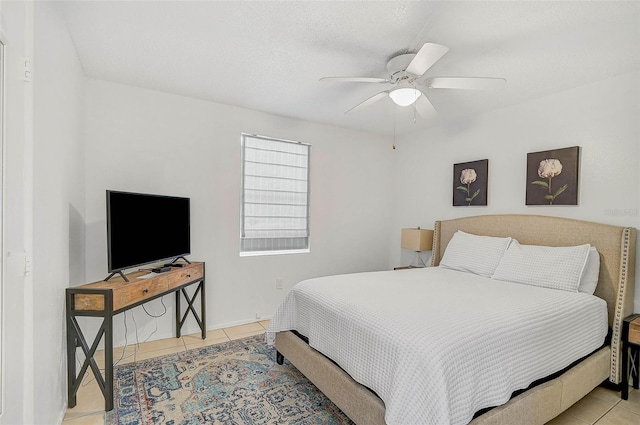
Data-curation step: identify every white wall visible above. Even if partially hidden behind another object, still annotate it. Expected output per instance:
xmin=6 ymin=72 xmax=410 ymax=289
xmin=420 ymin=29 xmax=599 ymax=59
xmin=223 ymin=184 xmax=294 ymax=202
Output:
xmin=0 ymin=2 xmax=30 ymax=424
xmin=390 ymin=71 xmax=640 ymax=311
xmin=83 ymin=79 xmax=394 ymax=345
xmin=32 ymin=2 xmax=86 ymax=424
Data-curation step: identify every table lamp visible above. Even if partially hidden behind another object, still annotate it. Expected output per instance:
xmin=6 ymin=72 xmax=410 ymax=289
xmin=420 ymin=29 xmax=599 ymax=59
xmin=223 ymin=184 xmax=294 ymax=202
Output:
xmin=401 ymin=228 xmax=434 ymax=268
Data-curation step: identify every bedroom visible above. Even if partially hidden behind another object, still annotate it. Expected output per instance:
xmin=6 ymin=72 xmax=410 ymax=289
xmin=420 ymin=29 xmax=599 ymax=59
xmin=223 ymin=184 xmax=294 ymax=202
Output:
xmin=0 ymin=1 xmax=639 ymax=424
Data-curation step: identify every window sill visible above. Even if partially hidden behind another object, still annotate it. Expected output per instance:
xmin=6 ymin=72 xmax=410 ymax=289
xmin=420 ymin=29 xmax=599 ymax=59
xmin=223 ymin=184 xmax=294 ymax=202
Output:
xmin=240 ymin=249 xmax=310 ymax=257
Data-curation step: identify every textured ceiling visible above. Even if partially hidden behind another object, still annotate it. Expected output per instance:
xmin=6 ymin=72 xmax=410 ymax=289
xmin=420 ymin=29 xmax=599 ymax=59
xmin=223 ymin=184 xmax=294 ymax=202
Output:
xmin=60 ymin=1 xmax=640 ymax=137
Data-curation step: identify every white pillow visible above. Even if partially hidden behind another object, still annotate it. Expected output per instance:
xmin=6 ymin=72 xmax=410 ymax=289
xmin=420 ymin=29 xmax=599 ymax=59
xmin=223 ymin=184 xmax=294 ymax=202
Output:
xmin=491 ymin=240 xmax=591 ymax=292
xmin=578 ymin=246 xmax=600 ymax=294
xmin=439 ymin=231 xmax=512 ymax=277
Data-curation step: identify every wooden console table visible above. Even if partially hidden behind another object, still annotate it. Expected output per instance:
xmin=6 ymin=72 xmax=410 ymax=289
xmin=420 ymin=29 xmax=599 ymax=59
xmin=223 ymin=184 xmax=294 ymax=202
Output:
xmin=66 ymin=262 xmax=205 ymax=411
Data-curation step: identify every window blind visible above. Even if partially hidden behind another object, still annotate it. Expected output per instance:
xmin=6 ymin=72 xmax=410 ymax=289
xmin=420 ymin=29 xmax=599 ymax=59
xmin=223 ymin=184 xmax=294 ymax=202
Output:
xmin=241 ymin=134 xmax=310 ymax=253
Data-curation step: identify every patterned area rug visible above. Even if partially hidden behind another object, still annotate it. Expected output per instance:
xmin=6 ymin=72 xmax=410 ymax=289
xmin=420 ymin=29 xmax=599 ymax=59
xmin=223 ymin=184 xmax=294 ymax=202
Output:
xmin=106 ymin=334 xmax=354 ymax=424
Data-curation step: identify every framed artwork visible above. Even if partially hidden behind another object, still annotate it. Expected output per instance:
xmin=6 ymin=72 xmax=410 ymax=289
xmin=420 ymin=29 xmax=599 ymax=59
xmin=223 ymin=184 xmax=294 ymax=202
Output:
xmin=453 ymin=159 xmax=488 ymax=206
xmin=526 ymin=146 xmax=579 ymax=206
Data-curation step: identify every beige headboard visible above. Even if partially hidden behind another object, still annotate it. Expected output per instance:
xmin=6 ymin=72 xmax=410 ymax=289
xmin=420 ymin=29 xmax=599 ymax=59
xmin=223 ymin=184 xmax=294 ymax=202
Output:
xmin=431 ymin=214 xmax=636 ymax=384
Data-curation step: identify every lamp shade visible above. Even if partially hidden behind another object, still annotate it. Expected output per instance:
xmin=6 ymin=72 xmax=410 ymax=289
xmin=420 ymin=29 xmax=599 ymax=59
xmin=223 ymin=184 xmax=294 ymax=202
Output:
xmin=401 ymin=228 xmax=434 ymax=251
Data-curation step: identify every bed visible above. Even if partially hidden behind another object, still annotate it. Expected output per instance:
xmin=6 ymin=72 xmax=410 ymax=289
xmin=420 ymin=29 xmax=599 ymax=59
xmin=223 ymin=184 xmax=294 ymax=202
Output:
xmin=268 ymin=214 xmax=636 ymax=425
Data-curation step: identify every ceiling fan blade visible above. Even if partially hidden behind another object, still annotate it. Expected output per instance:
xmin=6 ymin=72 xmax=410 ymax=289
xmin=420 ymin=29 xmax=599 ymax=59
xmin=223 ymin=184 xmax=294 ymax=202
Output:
xmin=413 ymin=93 xmax=437 ymax=119
xmin=345 ymin=91 xmax=389 ymax=114
xmin=425 ymin=77 xmax=506 ymax=90
xmin=320 ymin=77 xmax=390 ymax=83
xmin=406 ymin=43 xmax=449 ymax=76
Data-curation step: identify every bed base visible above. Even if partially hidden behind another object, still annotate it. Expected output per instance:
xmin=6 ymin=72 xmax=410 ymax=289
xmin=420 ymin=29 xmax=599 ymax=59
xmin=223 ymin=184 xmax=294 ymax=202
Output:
xmin=275 ymin=330 xmax=386 ymax=425
xmin=276 ymin=330 xmax=611 ymax=425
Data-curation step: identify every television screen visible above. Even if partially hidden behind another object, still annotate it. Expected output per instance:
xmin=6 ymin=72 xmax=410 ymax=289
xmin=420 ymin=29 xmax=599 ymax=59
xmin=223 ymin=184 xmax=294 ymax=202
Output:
xmin=107 ymin=190 xmax=191 ymax=272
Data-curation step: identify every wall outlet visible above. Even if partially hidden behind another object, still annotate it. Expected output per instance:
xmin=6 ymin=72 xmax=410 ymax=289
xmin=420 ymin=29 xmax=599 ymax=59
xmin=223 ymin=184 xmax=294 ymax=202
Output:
xmin=276 ymin=278 xmax=283 ymax=290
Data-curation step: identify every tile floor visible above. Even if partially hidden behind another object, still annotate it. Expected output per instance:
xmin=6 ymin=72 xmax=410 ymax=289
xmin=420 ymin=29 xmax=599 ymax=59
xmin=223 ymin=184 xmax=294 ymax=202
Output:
xmin=64 ymin=320 xmax=640 ymax=425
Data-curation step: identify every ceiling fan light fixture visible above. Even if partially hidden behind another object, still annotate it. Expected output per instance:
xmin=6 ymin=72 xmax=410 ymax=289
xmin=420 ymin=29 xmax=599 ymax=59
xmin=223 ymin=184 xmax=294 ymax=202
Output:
xmin=389 ymin=88 xmax=421 ymax=106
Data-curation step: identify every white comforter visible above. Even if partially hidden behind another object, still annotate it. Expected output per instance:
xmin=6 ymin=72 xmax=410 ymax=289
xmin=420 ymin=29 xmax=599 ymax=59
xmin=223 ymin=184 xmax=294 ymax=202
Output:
xmin=267 ymin=267 xmax=608 ymax=425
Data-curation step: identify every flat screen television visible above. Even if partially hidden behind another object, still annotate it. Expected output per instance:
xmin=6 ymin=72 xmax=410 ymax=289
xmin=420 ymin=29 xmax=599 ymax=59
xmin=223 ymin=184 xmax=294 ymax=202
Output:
xmin=106 ymin=190 xmax=191 ymax=276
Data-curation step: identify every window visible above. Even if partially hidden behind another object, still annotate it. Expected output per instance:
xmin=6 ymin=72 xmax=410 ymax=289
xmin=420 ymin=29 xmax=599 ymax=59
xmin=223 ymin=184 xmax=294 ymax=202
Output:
xmin=241 ymin=134 xmax=310 ymax=255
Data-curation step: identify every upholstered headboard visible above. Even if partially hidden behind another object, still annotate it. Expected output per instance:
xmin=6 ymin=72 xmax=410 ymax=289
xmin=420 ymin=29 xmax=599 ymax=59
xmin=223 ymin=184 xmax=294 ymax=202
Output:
xmin=431 ymin=214 xmax=636 ymax=384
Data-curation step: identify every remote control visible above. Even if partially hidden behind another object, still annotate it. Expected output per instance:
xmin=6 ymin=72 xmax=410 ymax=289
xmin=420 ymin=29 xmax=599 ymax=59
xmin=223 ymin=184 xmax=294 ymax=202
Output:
xmin=152 ymin=266 xmax=172 ymax=273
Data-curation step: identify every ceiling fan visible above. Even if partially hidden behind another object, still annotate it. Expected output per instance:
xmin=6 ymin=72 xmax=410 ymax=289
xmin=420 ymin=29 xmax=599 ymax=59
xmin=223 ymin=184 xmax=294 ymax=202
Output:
xmin=320 ymin=43 xmax=506 ymax=118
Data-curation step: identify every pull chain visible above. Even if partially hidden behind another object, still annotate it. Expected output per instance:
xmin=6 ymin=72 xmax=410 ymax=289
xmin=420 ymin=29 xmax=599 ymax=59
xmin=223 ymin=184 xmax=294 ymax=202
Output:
xmin=393 ymin=106 xmax=397 ymax=150
xmin=413 ymin=87 xmax=417 ymax=124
